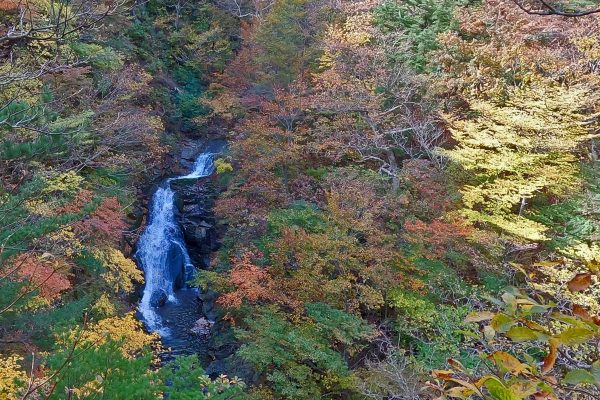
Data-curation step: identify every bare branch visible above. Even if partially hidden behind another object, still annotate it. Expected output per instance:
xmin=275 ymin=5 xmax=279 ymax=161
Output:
xmin=510 ymin=0 xmax=600 ymax=16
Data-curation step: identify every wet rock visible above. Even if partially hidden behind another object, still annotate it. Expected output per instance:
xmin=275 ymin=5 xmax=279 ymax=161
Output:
xmin=190 ymin=317 xmax=214 ymax=336
xmin=180 ymin=142 xmax=202 ymax=169
xmin=182 ymin=204 xmax=206 ymax=217
xmin=171 ymin=177 xmax=219 ymax=267
xmin=166 ymin=242 xmax=186 ymax=290
xmin=205 ymin=355 xmax=258 ymax=384
xmin=150 ymin=290 xmax=168 ymax=307
xmin=198 ymin=289 xmax=218 ymax=320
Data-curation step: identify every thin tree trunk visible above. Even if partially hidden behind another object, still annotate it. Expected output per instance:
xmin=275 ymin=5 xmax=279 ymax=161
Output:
xmin=385 ymin=149 xmax=400 ymax=191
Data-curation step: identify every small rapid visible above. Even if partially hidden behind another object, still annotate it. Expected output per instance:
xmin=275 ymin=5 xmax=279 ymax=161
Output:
xmin=136 ymin=151 xmax=215 ymax=336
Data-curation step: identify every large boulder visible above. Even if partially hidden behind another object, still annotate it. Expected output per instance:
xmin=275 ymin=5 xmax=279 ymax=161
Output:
xmin=179 ymin=142 xmax=202 ymax=169
xmin=165 ymin=241 xmax=186 ymax=290
xmin=198 ymin=289 xmax=219 ymax=320
xmin=171 ymin=178 xmax=218 ymax=268
xmin=149 ymin=289 xmax=168 ymax=307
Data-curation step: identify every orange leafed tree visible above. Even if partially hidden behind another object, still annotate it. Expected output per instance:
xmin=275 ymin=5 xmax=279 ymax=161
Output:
xmin=218 ymin=252 xmax=278 ymax=309
xmin=403 ymin=218 xmax=473 ymax=258
xmin=0 ymin=1 xmax=17 ymax=11
xmin=13 ymin=254 xmax=71 ymax=301
xmin=73 ymin=197 xmax=127 ymax=244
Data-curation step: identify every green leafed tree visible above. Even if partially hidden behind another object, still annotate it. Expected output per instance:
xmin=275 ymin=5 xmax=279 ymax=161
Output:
xmin=236 ymin=304 xmax=373 ymax=399
xmin=253 ymin=0 xmax=309 ymax=85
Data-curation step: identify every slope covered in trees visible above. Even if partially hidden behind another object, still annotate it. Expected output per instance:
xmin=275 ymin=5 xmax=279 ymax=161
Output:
xmin=1 ymin=0 xmax=599 ymax=399
xmin=0 ymin=0 xmax=242 ymax=397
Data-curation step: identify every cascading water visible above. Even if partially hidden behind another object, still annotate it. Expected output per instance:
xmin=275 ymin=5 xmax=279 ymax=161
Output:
xmin=136 ymin=151 xmax=215 ymax=336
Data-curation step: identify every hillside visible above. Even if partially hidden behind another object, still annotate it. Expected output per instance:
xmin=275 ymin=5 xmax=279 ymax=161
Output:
xmin=0 ymin=0 xmax=599 ymax=399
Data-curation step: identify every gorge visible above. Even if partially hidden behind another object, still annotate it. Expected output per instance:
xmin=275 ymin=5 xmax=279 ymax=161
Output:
xmin=136 ymin=141 xmax=223 ymax=359
xmin=1 ymin=0 xmax=599 ymax=398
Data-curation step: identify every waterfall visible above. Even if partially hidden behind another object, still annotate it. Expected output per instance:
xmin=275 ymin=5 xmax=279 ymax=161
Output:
xmin=136 ymin=151 xmax=215 ymax=336
xmin=181 ymin=153 xmax=215 ymax=179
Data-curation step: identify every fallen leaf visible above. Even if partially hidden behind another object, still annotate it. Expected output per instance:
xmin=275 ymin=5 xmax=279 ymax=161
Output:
xmin=541 ymin=338 xmax=558 ymax=375
xmin=567 ymin=273 xmax=592 ymax=292
xmin=572 ymin=304 xmax=592 ymax=321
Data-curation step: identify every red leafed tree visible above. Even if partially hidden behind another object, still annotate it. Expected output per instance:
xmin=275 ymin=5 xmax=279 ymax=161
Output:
xmin=403 ymin=218 xmax=473 ymax=258
xmin=13 ymin=254 xmax=71 ymax=301
xmin=0 ymin=1 xmax=17 ymax=11
xmin=56 ymin=189 xmax=94 ymax=215
xmin=218 ymin=252 xmax=278 ymax=309
xmin=73 ymin=197 xmax=126 ymax=244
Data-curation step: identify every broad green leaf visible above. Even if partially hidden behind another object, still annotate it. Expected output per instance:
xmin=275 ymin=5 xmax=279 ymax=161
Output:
xmin=551 ymin=313 xmax=599 ymax=330
xmin=520 ymin=304 xmax=551 ymax=314
xmin=554 ymin=327 xmax=595 ymax=346
xmin=491 ymin=314 xmax=515 ymax=333
xmin=506 ymin=326 xmax=546 ymax=342
xmin=501 ymin=293 xmax=517 ymax=313
xmin=485 ymin=378 xmax=522 ymax=400
xmin=563 ymin=369 xmax=597 ymax=385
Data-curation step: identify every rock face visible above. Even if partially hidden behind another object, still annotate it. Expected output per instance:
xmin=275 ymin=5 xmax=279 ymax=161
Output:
xmin=167 ymin=139 xmax=257 ymax=383
xmin=149 ymin=289 xmax=168 ymax=307
xmin=171 ymin=178 xmax=218 ymax=268
xmin=179 ymin=141 xmax=203 ymax=170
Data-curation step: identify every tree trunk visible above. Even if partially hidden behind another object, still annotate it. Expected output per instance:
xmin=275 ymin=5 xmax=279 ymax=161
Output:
xmin=385 ymin=149 xmax=400 ymax=191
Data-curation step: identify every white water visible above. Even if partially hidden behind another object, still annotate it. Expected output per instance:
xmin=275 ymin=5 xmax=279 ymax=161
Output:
xmin=136 ymin=152 xmax=215 ymax=335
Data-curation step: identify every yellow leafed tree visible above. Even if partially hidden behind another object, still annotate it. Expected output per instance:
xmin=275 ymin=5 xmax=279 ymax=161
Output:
xmin=94 ymin=248 xmax=144 ymax=294
xmin=59 ymin=313 xmax=159 ymax=358
xmin=441 ymin=83 xmax=598 ymax=241
xmin=0 ymin=355 xmax=26 ymax=400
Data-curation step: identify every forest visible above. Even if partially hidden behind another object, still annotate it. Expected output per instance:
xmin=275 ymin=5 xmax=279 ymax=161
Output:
xmin=0 ymin=0 xmax=599 ymax=399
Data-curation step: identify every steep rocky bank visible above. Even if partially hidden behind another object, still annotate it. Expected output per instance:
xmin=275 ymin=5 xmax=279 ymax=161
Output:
xmin=171 ymin=140 xmax=256 ymax=382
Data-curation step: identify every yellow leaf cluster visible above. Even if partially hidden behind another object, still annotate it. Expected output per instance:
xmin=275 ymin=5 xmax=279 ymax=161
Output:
xmin=24 ymin=199 xmax=54 ymax=217
xmin=61 ymin=313 xmax=159 ymax=358
xmin=326 ymin=11 xmax=373 ymax=47
xmin=572 ymin=36 xmax=600 ymax=69
xmin=341 ymin=13 xmax=373 ymax=46
xmin=94 ymin=248 xmax=144 ymax=294
xmin=71 ymin=377 xmax=104 ymax=399
xmin=91 ymin=293 xmax=117 ymax=318
xmin=47 ymin=227 xmax=83 ymax=258
xmin=0 ymin=355 xmax=26 ymax=400
xmin=215 ymin=158 xmax=234 ymax=174
xmin=441 ymin=83 xmax=596 ymax=241
xmin=42 ymin=171 xmax=85 ymax=195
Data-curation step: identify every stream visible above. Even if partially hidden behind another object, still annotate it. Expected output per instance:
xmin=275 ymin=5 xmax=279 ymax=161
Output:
xmin=135 ymin=144 xmax=219 ymax=358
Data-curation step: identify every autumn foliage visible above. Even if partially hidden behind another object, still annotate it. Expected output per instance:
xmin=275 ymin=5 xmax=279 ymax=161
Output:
xmin=13 ymin=254 xmax=71 ymax=301
xmin=73 ymin=197 xmax=127 ymax=244
xmin=217 ymin=252 xmax=278 ymax=308
xmin=2 ymin=0 xmax=600 ymax=398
